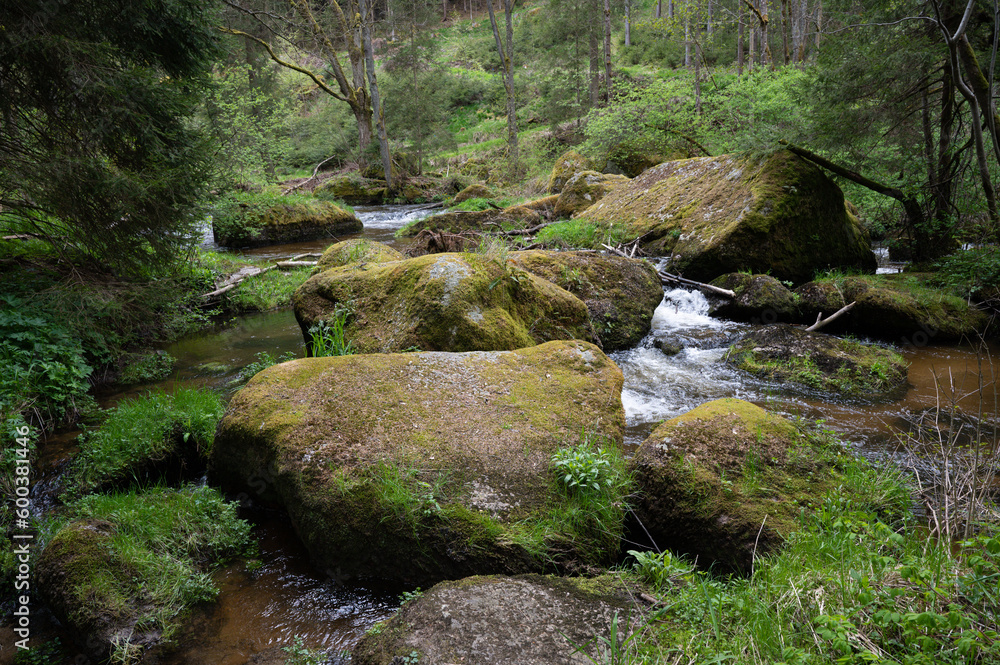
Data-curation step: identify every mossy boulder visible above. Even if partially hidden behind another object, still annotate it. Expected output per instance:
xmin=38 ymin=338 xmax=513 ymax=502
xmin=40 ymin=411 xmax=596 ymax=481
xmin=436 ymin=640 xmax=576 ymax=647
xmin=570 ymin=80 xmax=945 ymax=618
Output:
xmin=553 ymin=171 xmax=630 ymax=219
xmin=400 ymin=199 xmax=553 ymax=238
xmin=508 ymin=250 xmax=663 ymax=351
xmin=37 ymin=520 xmax=153 ymax=660
xmin=547 ymin=150 xmax=591 ymax=194
xmin=211 ymin=341 xmax=626 ymax=584
xmin=353 ymin=574 xmax=640 ymax=665
xmin=725 ymin=323 xmax=908 ymax=398
xmin=314 ymin=174 xmax=386 ymax=205
xmin=315 ymin=239 xmax=404 ymax=272
xmin=708 ymin=274 xmax=800 ymax=323
xmin=834 ymin=275 xmax=988 ymax=343
xmin=795 ymin=280 xmax=847 ymax=327
xmin=293 ymin=252 xmax=598 ymax=353
xmin=630 ymin=398 xmax=842 ymax=572
xmin=576 ymin=151 xmax=877 ymax=283
xmin=453 ymin=183 xmax=494 ymax=204
xmin=212 ymin=195 xmax=362 ymax=249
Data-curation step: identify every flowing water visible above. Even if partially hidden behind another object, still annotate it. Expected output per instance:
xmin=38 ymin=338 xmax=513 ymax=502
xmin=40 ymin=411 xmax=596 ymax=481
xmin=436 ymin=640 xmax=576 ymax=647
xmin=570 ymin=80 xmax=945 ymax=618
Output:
xmin=9 ymin=206 xmax=999 ymax=664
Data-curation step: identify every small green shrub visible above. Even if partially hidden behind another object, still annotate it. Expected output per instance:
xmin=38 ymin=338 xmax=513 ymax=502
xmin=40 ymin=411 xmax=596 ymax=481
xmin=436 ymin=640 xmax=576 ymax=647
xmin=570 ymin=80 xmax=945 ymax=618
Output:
xmin=553 ymin=443 xmax=617 ymax=495
xmin=233 ymin=350 xmax=298 ymax=385
xmin=117 ymin=351 xmax=176 ymax=385
xmin=281 ymin=636 xmax=327 ymax=665
xmin=934 ymin=246 xmax=1000 ymax=298
xmin=225 ymin=268 xmax=312 ymax=312
xmin=308 ymin=304 xmax=354 ymax=357
xmin=628 ymin=549 xmax=694 ymax=590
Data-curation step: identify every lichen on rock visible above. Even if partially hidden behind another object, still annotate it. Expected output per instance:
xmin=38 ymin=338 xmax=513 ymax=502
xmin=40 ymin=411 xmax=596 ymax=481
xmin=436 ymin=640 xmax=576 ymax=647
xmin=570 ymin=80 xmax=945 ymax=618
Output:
xmin=353 ymin=574 xmax=641 ymax=665
xmin=553 ymin=171 xmax=630 ymax=219
xmin=211 ymin=341 xmax=626 ymax=584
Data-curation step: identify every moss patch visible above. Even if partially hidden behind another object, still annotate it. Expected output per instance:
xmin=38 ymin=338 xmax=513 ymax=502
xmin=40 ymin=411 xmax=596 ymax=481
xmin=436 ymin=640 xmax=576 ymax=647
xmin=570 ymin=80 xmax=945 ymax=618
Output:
xmin=211 ymin=341 xmax=626 ymax=584
xmin=547 ymin=150 xmax=591 ymax=194
xmin=708 ymin=273 xmax=800 ymax=323
xmin=553 ymin=171 xmax=630 ymax=219
xmin=725 ymin=324 xmax=908 ymax=397
xmin=293 ymin=252 xmax=597 ymax=353
xmin=315 ymin=239 xmax=403 ymax=272
xmin=576 ymin=150 xmax=877 ymax=283
xmin=212 ymin=190 xmax=362 ymax=248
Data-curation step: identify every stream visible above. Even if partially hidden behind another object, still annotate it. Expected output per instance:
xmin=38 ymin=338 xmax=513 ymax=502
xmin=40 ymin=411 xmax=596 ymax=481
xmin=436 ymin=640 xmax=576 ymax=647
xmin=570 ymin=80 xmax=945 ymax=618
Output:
xmin=6 ymin=204 xmax=998 ymax=664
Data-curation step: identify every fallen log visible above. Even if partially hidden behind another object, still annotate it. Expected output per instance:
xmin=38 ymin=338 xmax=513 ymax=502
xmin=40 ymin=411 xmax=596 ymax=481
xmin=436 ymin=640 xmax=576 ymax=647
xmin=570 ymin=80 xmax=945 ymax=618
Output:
xmin=276 ymin=260 xmax=317 ymax=268
xmin=805 ymin=301 xmax=856 ymax=332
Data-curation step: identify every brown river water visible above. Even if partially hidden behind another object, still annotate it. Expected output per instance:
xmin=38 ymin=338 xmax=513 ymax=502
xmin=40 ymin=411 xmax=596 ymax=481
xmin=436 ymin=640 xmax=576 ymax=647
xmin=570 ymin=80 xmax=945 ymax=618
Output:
xmin=4 ymin=207 xmax=997 ymax=663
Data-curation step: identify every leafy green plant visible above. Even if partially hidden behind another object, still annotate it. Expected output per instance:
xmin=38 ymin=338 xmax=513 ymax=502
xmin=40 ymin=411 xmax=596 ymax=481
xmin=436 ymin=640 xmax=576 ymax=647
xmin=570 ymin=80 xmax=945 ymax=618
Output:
xmin=399 ymin=587 xmax=424 ymax=605
xmin=308 ymin=304 xmax=355 ymax=357
xmin=628 ymin=549 xmax=694 ymax=590
xmin=553 ymin=441 xmax=617 ymax=495
xmin=281 ymin=636 xmax=326 ymax=665
xmin=234 ymin=351 xmax=298 ymax=384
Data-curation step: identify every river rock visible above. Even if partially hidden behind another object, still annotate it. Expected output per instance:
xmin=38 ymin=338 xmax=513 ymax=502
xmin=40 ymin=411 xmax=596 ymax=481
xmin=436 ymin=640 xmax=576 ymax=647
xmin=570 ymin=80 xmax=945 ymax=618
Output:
xmin=315 ymin=239 xmax=403 ymax=272
xmin=314 ymin=174 xmax=386 ymax=205
xmin=452 ymin=183 xmax=494 ymax=204
xmin=212 ymin=341 xmax=626 ymax=584
xmin=353 ymin=574 xmax=641 ymax=665
xmin=837 ymin=275 xmax=988 ymax=344
xmin=794 ymin=280 xmax=847 ymax=327
xmin=725 ymin=323 xmax=908 ymax=397
xmin=553 ymin=171 xmax=630 ymax=218
xmin=400 ymin=198 xmax=554 ymax=238
xmin=708 ymin=273 xmax=800 ymax=323
xmin=508 ymin=250 xmax=663 ymax=351
xmin=629 ymin=398 xmax=836 ymax=572
xmin=547 ymin=150 xmax=591 ymax=194
xmin=212 ymin=197 xmax=362 ymax=249
xmin=293 ymin=252 xmax=597 ymax=353
xmin=576 ymin=150 xmax=877 ymax=283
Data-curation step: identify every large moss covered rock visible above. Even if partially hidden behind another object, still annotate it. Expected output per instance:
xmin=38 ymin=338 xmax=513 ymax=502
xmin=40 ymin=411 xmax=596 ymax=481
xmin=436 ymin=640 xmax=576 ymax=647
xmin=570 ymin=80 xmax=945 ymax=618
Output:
xmin=508 ymin=250 xmax=663 ymax=351
xmin=547 ymin=150 xmax=591 ymax=194
xmin=836 ymin=275 xmax=988 ymax=343
xmin=708 ymin=273 xmax=800 ymax=323
xmin=354 ymin=574 xmax=640 ymax=665
xmin=315 ymin=239 xmax=403 ymax=272
xmin=725 ymin=324 xmax=908 ymax=398
xmin=293 ymin=252 xmax=597 ymax=353
xmin=212 ymin=195 xmax=362 ymax=248
xmin=314 ymin=174 xmax=386 ymax=205
xmin=400 ymin=199 xmax=555 ymax=238
xmin=630 ymin=399 xmax=843 ymax=572
xmin=212 ymin=341 xmax=626 ymax=584
xmin=576 ymin=150 xmax=876 ymax=283
xmin=453 ymin=183 xmax=495 ymax=204
xmin=553 ymin=171 xmax=630 ymax=219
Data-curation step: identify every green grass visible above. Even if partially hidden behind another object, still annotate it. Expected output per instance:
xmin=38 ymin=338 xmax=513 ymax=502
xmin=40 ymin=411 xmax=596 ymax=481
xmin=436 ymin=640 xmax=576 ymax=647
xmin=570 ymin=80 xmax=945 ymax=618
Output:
xmin=536 ymin=218 xmax=630 ymax=249
xmin=52 ymin=485 xmax=251 ymax=658
xmin=224 ymin=267 xmax=312 ymax=312
xmin=65 ymin=388 xmax=224 ymax=496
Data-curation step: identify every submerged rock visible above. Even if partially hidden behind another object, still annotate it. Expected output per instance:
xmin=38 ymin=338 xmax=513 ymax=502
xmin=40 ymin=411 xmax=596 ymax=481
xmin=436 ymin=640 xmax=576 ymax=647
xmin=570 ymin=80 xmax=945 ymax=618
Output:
xmin=293 ymin=252 xmax=597 ymax=353
xmin=708 ymin=273 xmax=800 ymax=323
xmin=353 ymin=574 xmax=640 ymax=665
xmin=553 ymin=171 xmax=630 ymax=218
xmin=212 ymin=197 xmax=362 ymax=249
xmin=725 ymin=323 xmax=908 ymax=397
xmin=576 ymin=150 xmax=877 ymax=282
xmin=629 ymin=399 xmax=837 ymax=572
xmin=211 ymin=341 xmax=626 ymax=584
xmin=509 ymin=250 xmax=663 ymax=351
xmin=314 ymin=239 xmax=403 ymax=272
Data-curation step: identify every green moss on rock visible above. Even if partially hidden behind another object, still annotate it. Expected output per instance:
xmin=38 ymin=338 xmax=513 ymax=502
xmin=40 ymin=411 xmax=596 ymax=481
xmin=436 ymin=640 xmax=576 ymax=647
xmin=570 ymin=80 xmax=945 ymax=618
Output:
xmin=553 ymin=171 xmax=630 ymax=219
xmin=453 ymin=183 xmax=494 ymax=204
xmin=630 ymin=399 xmax=866 ymax=572
xmin=725 ymin=323 xmax=908 ymax=397
xmin=293 ymin=252 xmax=597 ymax=353
xmin=211 ymin=341 xmax=626 ymax=584
xmin=547 ymin=150 xmax=591 ymax=194
xmin=708 ymin=273 xmax=800 ymax=323
xmin=353 ymin=573 xmax=640 ymax=665
xmin=508 ymin=250 xmax=663 ymax=351
xmin=314 ymin=174 xmax=386 ymax=205
xmin=315 ymin=239 xmax=404 ymax=272
xmin=213 ymin=191 xmax=362 ymax=248
xmin=577 ymin=150 xmax=877 ymax=282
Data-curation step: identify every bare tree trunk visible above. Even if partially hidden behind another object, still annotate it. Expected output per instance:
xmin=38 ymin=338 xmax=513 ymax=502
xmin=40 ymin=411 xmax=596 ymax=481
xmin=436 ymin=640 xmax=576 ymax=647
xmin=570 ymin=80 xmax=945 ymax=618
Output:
xmin=706 ymin=0 xmax=712 ymax=40
xmin=738 ymin=1 xmax=745 ymax=74
xmin=782 ymin=0 xmax=789 ymax=64
xmin=589 ymin=21 xmax=600 ymax=106
xmin=603 ymin=0 xmax=612 ymax=102
xmin=684 ymin=16 xmax=691 ymax=67
xmin=625 ymin=0 xmax=631 ymax=46
xmin=655 ymin=0 xmax=661 ymax=19
xmin=486 ymin=0 xmax=518 ymax=171
xmin=695 ymin=40 xmax=702 ymax=114
xmin=668 ymin=0 xmax=673 ymax=19
xmin=814 ymin=0 xmax=822 ymax=50
xmin=358 ymin=0 xmax=393 ymax=189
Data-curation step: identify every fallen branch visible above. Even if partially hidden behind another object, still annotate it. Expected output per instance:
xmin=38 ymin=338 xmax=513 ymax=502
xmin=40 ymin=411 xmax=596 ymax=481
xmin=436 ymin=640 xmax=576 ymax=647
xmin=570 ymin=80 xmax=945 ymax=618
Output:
xmin=276 ymin=260 xmax=317 ymax=268
xmin=282 ymin=155 xmax=339 ymax=195
xmin=200 ymin=264 xmax=277 ymax=299
xmin=497 ymin=221 xmax=559 ymax=236
xmin=805 ymin=301 xmax=856 ymax=332
xmin=290 ymin=253 xmax=323 ymax=261
xmin=601 ymin=244 xmax=736 ymax=298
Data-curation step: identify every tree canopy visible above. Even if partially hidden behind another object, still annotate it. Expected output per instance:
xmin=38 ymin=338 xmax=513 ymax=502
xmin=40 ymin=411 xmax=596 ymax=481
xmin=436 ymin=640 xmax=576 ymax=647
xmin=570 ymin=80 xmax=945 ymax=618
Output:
xmin=0 ymin=0 xmax=220 ymax=274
